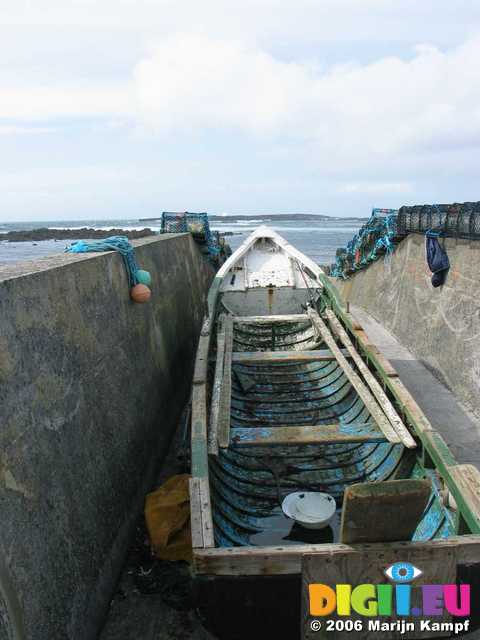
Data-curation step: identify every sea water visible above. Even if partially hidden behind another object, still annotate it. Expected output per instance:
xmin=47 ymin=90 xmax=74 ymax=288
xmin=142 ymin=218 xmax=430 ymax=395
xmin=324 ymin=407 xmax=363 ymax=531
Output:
xmin=0 ymin=217 xmax=362 ymax=266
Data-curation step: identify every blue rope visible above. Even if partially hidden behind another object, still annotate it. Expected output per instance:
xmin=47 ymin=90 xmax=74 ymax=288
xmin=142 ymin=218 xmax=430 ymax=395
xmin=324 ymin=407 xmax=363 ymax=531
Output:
xmin=65 ymin=236 xmax=140 ymax=287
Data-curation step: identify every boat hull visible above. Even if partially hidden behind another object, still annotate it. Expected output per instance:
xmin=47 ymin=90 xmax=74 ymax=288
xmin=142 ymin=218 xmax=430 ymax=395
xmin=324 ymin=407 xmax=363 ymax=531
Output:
xmin=189 ymin=226 xmax=480 ymax=637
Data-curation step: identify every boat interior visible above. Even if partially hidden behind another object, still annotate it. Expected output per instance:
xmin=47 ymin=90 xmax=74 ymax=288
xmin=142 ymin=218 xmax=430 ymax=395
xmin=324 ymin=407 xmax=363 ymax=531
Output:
xmin=210 ymin=312 xmax=456 ymax=548
xmin=200 ymin=228 xmax=459 ymax=551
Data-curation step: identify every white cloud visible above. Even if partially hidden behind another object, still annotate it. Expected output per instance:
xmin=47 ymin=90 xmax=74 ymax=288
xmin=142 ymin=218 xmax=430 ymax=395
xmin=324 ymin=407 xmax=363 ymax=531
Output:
xmin=1 ymin=23 xmax=480 ymax=170
xmin=132 ymin=33 xmax=480 ymax=166
xmin=1 ymin=1 xmax=480 ymax=220
xmin=133 ymin=34 xmax=310 ymax=134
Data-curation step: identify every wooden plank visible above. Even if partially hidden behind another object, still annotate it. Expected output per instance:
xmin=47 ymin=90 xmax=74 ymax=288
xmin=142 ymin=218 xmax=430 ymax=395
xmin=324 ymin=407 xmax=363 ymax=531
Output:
xmin=325 ymin=309 xmax=416 ymax=448
xmin=339 ymin=479 xmax=431 ymax=543
xmin=234 ymin=314 xmax=309 ymax=324
xmin=208 ymin=316 xmax=226 ymax=456
xmin=232 ymin=349 xmax=350 ymax=363
xmin=192 ymin=317 xmax=210 ymax=384
xmin=307 ymin=308 xmax=400 ymax=444
xmin=189 ymin=477 xmax=215 ymax=549
xmin=302 ymin=545 xmax=456 ymax=639
xmin=230 ymin=423 xmax=386 ymax=446
xmin=193 ymin=535 xmax=480 ymax=576
xmin=385 ymin=376 xmax=435 ymax=436
xmin=189 ymin=477 xmax=204 ymax=549
xmin=190 ymin=313 xmax=215 ymax=544
xmin=199 ymin=477 xmax=215 ymax=548
xmin=367 ymin=344 xmax=398 ymax=377
xmin=191 ymin=384 xmax=208 ymax=477
xmin=448 ymin=464 xmax=480 ymax=525
xmin=217 ymin=316 xmax=233 ymax=448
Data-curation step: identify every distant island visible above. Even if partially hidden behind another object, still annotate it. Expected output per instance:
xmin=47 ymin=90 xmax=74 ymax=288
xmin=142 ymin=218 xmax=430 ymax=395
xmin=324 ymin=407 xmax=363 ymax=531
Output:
xmin=2 ymin=227 xmax=155 ymax=243
xmin=139 ymin=213 xmax=368 ymax=223
xmin=1 ymin=213 xmax=367 ymax=244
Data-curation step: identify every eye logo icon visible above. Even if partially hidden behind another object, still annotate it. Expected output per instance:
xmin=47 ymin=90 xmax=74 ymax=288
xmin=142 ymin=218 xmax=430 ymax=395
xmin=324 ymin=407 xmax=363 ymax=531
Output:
xmin=384 ymin=562 xmax=422 ymax=583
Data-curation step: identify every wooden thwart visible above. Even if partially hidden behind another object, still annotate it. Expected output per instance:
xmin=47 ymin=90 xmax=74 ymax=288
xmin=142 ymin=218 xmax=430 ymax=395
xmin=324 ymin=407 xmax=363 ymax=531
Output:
xmin=325 ymin=309 xmax=416 ymax=448
xmin=307 ymin=308 xmax=400 ymax=444
xmin=232 ymin=348 xmax=349 ymax=364
xmin=230 ymin=423 xmax=386 ymax=446
xmin=234 ymin=314 xmax=309 ymax=324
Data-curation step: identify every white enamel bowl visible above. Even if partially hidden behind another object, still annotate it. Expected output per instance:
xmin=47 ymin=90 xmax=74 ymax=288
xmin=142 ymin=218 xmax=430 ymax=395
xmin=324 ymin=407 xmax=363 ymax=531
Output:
xmin=281 ymin=492 xmax=336 ymax=530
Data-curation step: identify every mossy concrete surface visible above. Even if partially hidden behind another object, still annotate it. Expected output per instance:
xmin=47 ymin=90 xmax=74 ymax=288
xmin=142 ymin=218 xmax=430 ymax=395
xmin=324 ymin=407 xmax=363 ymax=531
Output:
xmin=0 ymin=234 xmax=213 ymax=640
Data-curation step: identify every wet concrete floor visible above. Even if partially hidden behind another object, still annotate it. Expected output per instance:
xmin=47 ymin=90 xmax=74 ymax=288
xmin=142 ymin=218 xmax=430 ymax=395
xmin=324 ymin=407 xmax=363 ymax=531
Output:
xmin=99 ymin=412 xmax=215 ymax=640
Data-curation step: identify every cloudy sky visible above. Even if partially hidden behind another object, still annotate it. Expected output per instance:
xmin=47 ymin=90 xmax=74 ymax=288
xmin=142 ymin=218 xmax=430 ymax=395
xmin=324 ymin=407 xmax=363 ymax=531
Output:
xmin=1 ymin=1 xmax=480 ymax=221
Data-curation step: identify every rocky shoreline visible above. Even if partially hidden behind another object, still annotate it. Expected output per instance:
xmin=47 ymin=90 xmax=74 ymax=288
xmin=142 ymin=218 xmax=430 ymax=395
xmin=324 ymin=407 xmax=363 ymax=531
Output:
xmin=1 ymin=227 xmax=156 ymax=242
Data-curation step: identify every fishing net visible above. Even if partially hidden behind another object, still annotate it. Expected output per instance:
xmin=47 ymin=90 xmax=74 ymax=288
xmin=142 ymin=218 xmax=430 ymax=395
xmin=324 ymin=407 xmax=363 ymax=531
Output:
xmin=330 ymin=208 xmax=399 ymax=279
xmin=65 ymin=236 xmax=141 ymax=287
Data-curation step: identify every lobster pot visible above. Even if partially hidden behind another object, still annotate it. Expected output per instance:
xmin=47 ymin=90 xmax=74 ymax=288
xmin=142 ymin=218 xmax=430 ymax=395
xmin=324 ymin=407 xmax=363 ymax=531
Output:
xmin=396 ymin=207 xmax=410 ymax=236
xmin=161 ymin=213 xmax=188 ymax=233
xmin=429 ymin=205 xmax=448 ymax=232
xmin=161 ymin=211 xmax=224 ymax=264
xmin=396 ymin=202 xmax=480 ymax=239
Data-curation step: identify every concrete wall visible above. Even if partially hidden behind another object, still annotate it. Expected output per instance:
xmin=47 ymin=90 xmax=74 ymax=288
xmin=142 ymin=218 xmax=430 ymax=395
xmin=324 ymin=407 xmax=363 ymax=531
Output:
xmin=0 ymin=235 xmax=213 ymax=640
xmin=334 ymin=233 xmax=480 ymax=418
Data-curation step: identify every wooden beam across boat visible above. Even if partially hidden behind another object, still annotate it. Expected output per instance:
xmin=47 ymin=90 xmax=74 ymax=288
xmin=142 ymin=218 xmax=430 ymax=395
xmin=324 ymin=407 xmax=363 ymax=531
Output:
xmin=232 ymin=348 xmax=350 ymax=364
xmin=230 ymin=422 xmax=386 ymax=446
xmin=234 ymin=314 xmax=310 ymax=324
xmin=307 ymin=308 xmax=401 ymax=444
xmin=325 ymin=309 xmax=417 ymax=449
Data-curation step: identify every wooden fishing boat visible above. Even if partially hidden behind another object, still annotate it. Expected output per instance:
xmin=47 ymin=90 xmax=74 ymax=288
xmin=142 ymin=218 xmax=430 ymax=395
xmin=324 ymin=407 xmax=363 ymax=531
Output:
xmin=190 ymin=226 xmax=480 ymax=638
